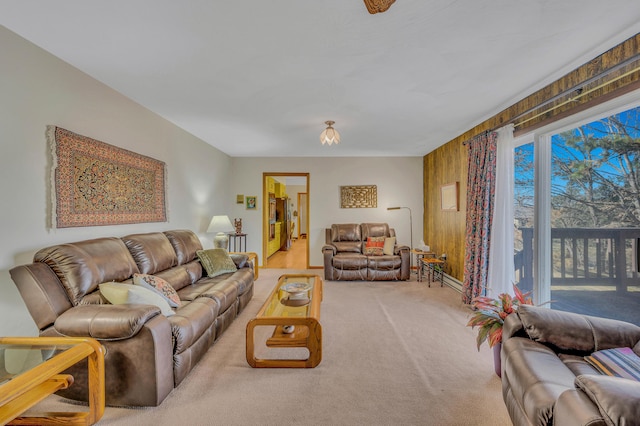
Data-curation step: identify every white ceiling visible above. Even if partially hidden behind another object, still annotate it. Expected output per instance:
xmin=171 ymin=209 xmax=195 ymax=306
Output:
xmin=2 ymin=1 xmax=640 ymax=157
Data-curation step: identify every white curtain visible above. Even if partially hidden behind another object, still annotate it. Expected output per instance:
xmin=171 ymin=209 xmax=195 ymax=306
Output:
xmin=486 ymin=124 xmax=515 ymax=297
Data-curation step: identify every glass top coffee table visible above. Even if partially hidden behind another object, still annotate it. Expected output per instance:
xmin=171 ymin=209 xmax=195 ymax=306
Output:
xmin=246 ymin=273 xmax=323 ymax=368
xmin=0 ymin=336 xmax=105 ymax=425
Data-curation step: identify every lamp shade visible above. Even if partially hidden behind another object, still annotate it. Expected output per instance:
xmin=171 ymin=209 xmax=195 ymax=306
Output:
xmin=207 ymin=215 xmax=234 ymax=250
xmin=320 ymin=120 xmax=340 ymax=145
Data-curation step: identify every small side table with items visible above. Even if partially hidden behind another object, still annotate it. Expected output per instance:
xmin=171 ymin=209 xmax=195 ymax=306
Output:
xmin=412 ymin=249 xmax=446 ymax=287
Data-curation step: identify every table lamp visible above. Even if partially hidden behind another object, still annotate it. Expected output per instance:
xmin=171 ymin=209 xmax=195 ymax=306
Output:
xmin=207 ymin=215 xmax=234 ymax=250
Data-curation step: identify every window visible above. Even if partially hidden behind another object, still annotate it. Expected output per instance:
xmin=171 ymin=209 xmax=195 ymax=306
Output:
xmin=513 ymin=92 xmax=640 ymax=325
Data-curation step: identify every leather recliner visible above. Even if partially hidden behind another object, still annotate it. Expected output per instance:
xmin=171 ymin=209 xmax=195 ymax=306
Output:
xmin=322 ymin=223 xmax=410 ymax=281
xmin=501 ymin=304 xmax=640 ymax=425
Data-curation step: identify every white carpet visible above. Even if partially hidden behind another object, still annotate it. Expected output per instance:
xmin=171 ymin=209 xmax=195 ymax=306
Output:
xmin=27 ymin=269 xmax=511 ymax=425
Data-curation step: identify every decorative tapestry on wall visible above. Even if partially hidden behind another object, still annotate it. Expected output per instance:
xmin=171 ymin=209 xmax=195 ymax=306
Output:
xmin=340 ymin=185 xmax=377 ymax=208
xmin=48 ymin=126 xmax=167 ymax=228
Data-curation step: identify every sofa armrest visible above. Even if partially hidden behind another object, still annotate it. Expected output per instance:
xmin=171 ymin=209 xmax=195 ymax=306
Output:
xmin=575 ymin=375 xmax=640 ymax=426
xmin=322 ymin=244 xmax=337 ymax=256
xmin=54 ymin=304 xmax=162 ymax=341
xmin=229 ymin=253 xmax=248 ymax=269
xmin=394 ymin=245 xmax=410 ymax=255
xmin=502 ymin=312 xmax=525 ymax=342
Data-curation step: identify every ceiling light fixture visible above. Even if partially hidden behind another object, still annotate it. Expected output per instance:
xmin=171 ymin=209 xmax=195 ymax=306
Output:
xmin=363 ymin=0 xmax=396 ymax=14
xmin=320 ymin=120 xmax=340 ymax=146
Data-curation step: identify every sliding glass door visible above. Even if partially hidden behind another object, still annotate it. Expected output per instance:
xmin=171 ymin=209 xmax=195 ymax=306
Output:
xmin=513 ymin=97 xmax=640 ymax=325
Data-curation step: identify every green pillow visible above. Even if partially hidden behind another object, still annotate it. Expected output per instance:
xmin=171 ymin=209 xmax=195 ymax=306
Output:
xmin=197 ymin=248 xmax=238 ymax=277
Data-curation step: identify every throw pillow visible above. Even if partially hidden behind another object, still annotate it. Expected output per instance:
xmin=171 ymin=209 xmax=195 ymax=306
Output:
xmin=584 ymin=347 xmax=640 ymax=381
xmin=363 ymin=236 xmax=385 ymax=256
xmin=197 ymin=248 xmax=238 ymax=277
xmin=383 ymin=237 xmax=396 ymax=255
xmin=133 ymin=273 xmax=180 ymax=308
xmin=99 ymin=282 xmax=175 ymax=316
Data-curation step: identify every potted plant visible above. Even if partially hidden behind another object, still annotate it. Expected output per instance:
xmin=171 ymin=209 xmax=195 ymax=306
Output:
xmin=466 ymin=284 xmax=533 ymax=376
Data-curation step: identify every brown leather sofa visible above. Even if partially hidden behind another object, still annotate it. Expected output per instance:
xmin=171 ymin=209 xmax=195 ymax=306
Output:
xmin=322 ymin=223 xmax=410 ymax=281
xmin=502 ymin=304 xmax=640 ymax=425
xmin=9 ymin=229 xmax=253 ymax=407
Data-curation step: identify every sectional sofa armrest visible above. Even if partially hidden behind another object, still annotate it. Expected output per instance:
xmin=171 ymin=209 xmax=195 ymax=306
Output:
xmin=574 ymin=375 xmax=640 ymax=426
xmin=322 ymin=244 xmax=337 ymax=256
xmin=229 ymin=253 xmax=249 ymax=269
xmin=54 ymin=304 xmax=162 ymax=341
xmin=394 ymin=245 xmax=410 ymax=255
xmin=502 ymin=312 xmax=525 ymax=342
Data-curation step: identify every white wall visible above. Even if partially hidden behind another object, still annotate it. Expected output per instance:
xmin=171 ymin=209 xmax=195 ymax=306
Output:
xmin=0 ymin=27 xmax=232 ymax=336
xmin=230 ymin=157 xmax=423 ymax=267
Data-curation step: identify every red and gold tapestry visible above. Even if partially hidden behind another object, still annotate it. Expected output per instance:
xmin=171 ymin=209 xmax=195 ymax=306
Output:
xmin=49 ymin=126 xmax=167 ymax=228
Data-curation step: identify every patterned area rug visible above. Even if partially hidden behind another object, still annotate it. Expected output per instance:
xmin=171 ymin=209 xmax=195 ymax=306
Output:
xmin=49 ymin=126 xmax=167 ymax=228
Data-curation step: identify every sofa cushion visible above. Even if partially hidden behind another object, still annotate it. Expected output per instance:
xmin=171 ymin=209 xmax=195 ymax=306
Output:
xmin=134 ymin=273 xmax=181 ymax=308
xmin=330 ymin=223 xmax=361 ymax=242
xmin=164 ymin=230 xmax=203 ymax=265
xmin=363 ymin=237 xmax=385 ymax=255
xmin=123 ymin=232 xmax=178 ymax=275
xmin=367 ymin=255 xmax=401 ymax=270
xmin=361 ymin=223 xmax=391 ymax=240
xmin=197 ymin=249 xmax=238 ymax=277
xmin=99 ymin=282 xmax=175 ymax=317
xmin=169 ymin=297 xmax=218 ymax=354
xmin=332 ymin=253 xmax=368 ymax=270
xmin=34 ymin=237 xmax=140 ymax=305
xmin=383 ymin=237 xmax=396 ymax=255
xmin=585 ymin=347 xmax=640 ymax=381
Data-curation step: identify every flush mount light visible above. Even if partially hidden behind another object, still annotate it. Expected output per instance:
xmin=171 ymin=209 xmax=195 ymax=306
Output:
xmin=363 ymin=0 xmax=395 ymax=14
xmin=320 ymin=121 xmax=340 ymax=146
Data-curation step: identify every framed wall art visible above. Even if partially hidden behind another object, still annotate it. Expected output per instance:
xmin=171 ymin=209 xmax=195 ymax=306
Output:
xmin=246 ymin=196 xmax=257 ymax=210
xmin=340 ymin=185 xmax=377 ymax=208
xmin=440 ymin=182 xmax=459 ymax=211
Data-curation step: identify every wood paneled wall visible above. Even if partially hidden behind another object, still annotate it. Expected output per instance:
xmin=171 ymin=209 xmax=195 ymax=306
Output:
xmin=423 ymin=33 xmax=640 ymax=285
xmin=424 ymin=141 xmax=467 ymax=281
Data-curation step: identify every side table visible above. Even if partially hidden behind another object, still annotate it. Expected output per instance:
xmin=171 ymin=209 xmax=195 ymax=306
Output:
xmin=228 ymin=233 xmax=247 ymax=252
xmin=419 ymin=257 xmax=446 ymax=287
xmin=411 ymin=249 xmax=435 ymax=279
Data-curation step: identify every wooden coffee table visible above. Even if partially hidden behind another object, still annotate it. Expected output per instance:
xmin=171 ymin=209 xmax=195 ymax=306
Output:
xmin=246 ymin=273 xmax=322 ymax=368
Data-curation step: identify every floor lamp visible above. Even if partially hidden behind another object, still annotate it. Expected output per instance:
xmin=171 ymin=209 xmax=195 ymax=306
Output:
xmin=387 ymin=206 xmax=413 ymax=270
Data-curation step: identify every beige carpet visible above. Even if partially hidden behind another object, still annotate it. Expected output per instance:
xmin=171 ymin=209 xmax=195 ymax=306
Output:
xmin=28 ymin=269 xmax=511 ymax=426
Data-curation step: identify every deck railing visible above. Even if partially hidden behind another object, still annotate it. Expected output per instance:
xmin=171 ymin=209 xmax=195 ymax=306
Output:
xmin=516 ymin=227 xmax=640 ymax=294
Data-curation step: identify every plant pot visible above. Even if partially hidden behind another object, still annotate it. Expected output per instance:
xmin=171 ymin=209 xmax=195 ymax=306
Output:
xmin=493 ymin=343 xmax=502 ymax=377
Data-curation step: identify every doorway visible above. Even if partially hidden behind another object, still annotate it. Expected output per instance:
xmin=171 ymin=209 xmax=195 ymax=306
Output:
xmin=262 ymin=173 xmax=309 ymax=269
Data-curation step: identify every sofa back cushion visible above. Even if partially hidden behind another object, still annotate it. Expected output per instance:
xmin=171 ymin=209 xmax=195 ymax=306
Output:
xmin=34 ymin=238 xmax=140 ymax=305
xmin=122 ymin=232 xmax=178 ymax=275
xmin=164 ymin=230 xmax=203 ymax=265
xmin=518 ymin=305 xmax=640 ymax=353
xmin=330 ymin=224 xmax=362 ymax=253
xmin=361 ymin=223 xmax=392 ymax=240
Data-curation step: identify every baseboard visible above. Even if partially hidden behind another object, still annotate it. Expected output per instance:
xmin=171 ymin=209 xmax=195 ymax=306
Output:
xmin=443 ymin=274 xmax=462 ymax=292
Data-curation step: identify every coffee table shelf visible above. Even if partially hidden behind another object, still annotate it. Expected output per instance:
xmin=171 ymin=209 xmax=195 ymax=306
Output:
xmin=246 ymin=274 xmax=322 ymax=368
